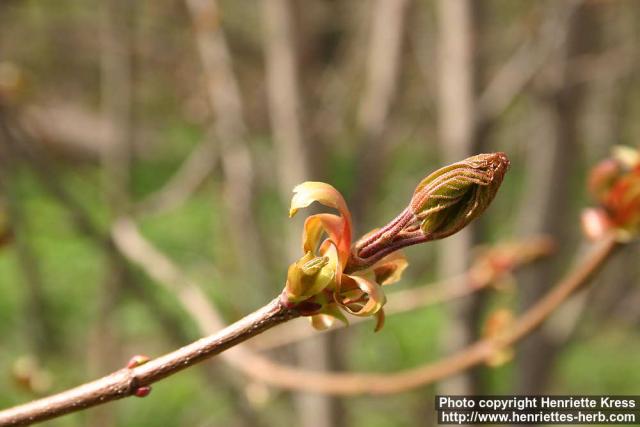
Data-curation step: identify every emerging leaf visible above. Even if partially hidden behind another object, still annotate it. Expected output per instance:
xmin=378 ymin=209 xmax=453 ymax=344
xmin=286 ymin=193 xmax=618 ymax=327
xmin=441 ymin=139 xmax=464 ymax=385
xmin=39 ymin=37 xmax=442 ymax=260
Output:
xmin=290 ymin=182 xmax=352 ymax=267
xmin=285 ymin=249 xmax=338 ymax=303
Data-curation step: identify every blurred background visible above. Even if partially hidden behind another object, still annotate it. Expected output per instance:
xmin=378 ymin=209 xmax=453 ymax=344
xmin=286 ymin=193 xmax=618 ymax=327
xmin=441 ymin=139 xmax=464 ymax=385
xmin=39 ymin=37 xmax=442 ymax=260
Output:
xmin=0 ymin=0 xmax=639 ymax=426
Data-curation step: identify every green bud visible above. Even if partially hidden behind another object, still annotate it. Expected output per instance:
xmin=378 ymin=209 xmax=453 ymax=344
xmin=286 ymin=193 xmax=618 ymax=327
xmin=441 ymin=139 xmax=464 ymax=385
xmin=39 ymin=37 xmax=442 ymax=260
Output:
xmin=348 ymin=153 xmax=509 ymax=271
xmin=410 ymin=152 xmax=509 ymax=238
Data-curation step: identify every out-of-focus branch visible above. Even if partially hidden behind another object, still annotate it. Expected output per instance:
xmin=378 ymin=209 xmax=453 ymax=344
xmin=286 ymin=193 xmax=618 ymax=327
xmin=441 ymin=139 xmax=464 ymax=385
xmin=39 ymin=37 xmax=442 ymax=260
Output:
xmin=21 ymin=103 xmax=116 ymax=161
xmin=251 ymin=236 xmax=555 ymax=351
xmin=476 ymin=0 xmax=582 ymax=126
xmin=0 ymin=296 xmax=297 ymax=427
xmin=112 ymin=219 xmax=230 ymax=337
xmin=356 ymin=0 xmax=409 ymax=143
xmin=18 ymin=102 xmax=162 ymax=162
xmin=184 ymin=0 xmax=267 ymax=282
xmin=565 ymin=47 xmax=636 ymax=86
xmin=516 ymin=1 xmax=596 ymax=394
xmin=262 ymin=0 xmax=309 ymax=197
xmin=3 ymin=113 xmax=267 ymax=427
xmin=134 ymin=137 xmax=217 ymax=216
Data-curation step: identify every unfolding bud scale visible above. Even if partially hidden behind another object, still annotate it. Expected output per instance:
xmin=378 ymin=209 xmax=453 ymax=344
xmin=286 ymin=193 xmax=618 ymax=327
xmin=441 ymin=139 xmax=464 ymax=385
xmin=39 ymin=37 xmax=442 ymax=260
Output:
xmin=283 ymin=153 xmax=510 ymax=332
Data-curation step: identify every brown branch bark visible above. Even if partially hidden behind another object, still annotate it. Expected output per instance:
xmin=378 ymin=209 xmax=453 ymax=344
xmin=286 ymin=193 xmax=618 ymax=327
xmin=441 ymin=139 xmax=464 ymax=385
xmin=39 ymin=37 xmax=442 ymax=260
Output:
xmin=0 ymin=297 xmax=297 ymax=427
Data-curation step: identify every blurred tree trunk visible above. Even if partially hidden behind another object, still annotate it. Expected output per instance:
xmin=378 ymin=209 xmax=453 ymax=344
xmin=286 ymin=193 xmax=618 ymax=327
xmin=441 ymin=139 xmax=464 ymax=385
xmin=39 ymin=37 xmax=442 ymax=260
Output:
xmin=185 ymin=0 xmax=268 ymax=301
xmin=6 ymin=184 xmax=57 ymax=356
xmin=351 ymin=0 xmax=411 ymax=224
xmin=0 ymin=115 xmax=58 ymax=356
xmin=87 ymin=1 xmax=136 ymax=425
xmin=261 ymin=2 xmax=340 ymax=427
xmin=435 ymin=0 xmax=485 ymax=397
xmin=516 ymin=1 xmax=596 ymax=394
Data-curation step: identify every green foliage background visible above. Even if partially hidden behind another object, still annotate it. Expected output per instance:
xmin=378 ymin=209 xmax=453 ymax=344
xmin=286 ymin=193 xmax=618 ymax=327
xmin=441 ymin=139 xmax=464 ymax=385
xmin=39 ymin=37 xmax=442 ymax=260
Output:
xmin=1 ymin=1 xmax=639 ymax=426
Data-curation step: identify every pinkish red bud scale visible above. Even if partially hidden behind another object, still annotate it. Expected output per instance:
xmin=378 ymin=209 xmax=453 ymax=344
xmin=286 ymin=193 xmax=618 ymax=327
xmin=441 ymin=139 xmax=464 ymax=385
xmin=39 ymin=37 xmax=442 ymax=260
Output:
xmin=134 ymin=386 xmax=152 ymax=398
xmin=126 ymin=355 xmax=151 ymax=369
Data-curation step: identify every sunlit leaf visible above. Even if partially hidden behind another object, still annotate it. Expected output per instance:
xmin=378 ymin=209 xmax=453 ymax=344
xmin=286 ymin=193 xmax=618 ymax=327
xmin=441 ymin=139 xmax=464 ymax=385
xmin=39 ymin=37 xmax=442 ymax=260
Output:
xmin=289 ymin=182 xmax=352 ymax=265
xmin=303 ymin=213 xmax=344 ymax=257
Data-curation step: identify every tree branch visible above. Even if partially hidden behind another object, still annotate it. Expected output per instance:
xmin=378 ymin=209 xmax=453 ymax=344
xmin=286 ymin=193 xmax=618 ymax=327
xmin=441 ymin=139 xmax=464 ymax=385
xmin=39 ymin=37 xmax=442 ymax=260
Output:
xmin=184 ymin=0 xmax=268 ymax=283
xmin=134 ymin=137 xmax=217 ymax=216
xmin=0 ymin=233 xmax=617 ymax=425
xmin=238 ymin=236 xmax=619 ymax=396
xmin=251 ymin=236 xmax=555 ymax=351
xmin=1 ymin=112 xmax=267 ymax=426
xmin=0 ymin=297 xmax=297 ymax=427
xmin=476 ymin=0 xmax=582 ymax=126
xmin=114 ymin=235 xmax=616 ymax=398
xmin=0 ymin=109 xmax=623 ymax=419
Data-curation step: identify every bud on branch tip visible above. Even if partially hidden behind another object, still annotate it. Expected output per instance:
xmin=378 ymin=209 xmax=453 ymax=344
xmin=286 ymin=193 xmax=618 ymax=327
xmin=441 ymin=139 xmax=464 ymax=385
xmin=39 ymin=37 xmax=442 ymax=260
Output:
xmin=350 ymin=152 xmax=509 ymax=269
xmin=283 ymin=153 xmax=509 ymax=332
